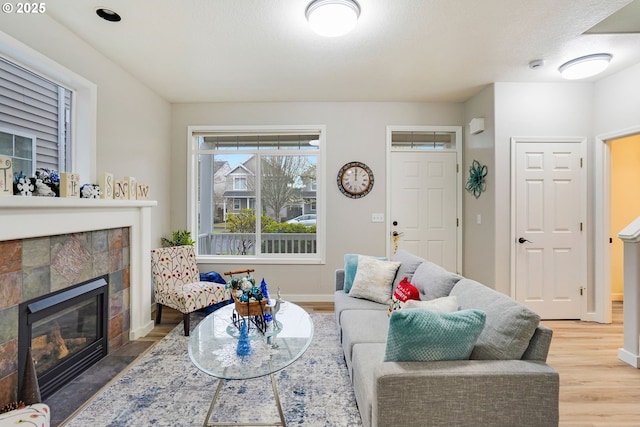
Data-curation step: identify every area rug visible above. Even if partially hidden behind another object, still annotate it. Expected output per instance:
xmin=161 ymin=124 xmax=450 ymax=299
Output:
xmin=62 ymin=313 xmax=362 ymax=427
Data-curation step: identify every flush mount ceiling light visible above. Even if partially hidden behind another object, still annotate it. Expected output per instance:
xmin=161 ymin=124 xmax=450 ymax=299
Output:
xmin=305 ymin=0 xmax=360 ymax=37
xmin=96 ymin=8 xmax=122 ymax=22
xmin=558 ymin=53 xmax=612 ymax=80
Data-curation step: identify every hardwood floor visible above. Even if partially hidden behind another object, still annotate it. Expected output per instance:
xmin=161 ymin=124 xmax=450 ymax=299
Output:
xmin=150 ymin=302 xmax=640 ymax=426
xmin=542 ymin=303 xmax=640 ymax=426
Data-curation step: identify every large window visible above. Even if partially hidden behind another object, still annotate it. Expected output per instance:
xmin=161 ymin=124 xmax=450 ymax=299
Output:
xmin=189 ymin=127 xmax=324 ymax=262
xmin=0 ymin=57 xmax=73 ymax=176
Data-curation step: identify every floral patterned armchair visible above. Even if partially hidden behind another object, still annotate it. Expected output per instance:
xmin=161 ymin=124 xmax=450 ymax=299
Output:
xmin=150 ymin=246 xmax=231 ymax=335
xmin=0 ymin=403 xmax=50 ymax=427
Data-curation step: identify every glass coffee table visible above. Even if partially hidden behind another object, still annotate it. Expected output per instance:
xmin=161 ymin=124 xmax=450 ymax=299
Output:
xmin=188 ymin=301 xmax=314 ymax=427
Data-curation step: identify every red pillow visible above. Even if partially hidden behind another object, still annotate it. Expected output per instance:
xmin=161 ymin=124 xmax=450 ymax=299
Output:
xmin=388 ymin=277 xmax=420 ymax=316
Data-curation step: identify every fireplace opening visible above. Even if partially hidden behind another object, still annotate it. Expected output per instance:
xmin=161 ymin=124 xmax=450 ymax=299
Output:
xmin=18 ymin=275 xmax=109 ymax=399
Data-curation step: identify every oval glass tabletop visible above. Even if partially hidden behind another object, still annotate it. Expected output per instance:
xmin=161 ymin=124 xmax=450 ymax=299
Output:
xmin=188 ymin=301 xmax=314 ymax=380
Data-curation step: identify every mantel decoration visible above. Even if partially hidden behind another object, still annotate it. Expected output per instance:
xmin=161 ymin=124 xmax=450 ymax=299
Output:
xmin=2 ymin=164 xmax=151 ymax=200
xmin=13 ymin=168 xmax=60 ymax=197
xmin=80 ymin=183 xmax=101 ymax=198
xmin=465 ymin=160 xmax=488 ymax=199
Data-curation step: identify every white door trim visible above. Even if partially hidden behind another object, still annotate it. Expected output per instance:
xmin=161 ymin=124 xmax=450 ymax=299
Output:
xmin=385 ymin=125 xmax=462 ymax=274
xmin=594 ymin=125 xmax=640 ymax=324
xmin=510 ymin=136 xmax=587 ymax=319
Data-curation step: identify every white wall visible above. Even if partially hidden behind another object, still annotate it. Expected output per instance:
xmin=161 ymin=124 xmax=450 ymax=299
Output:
xmin=594 ymin=62 xmax=640 ymax=135
xmin=494 ymin=82 xmax=593 ymax=296
xmin=171 ymin=102 xmax=464 ymax=300
xmin=0 ymin=14 xmax=172 ymax=247
xmin=463 ymin=85 xmax=495 ymax=285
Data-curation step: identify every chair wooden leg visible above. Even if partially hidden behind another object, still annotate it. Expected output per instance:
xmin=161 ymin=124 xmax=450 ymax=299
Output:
xmin=155 ymin=303 xmax=163 ymax=325
xmin=183 ymin=313 xmax=190 ymax=336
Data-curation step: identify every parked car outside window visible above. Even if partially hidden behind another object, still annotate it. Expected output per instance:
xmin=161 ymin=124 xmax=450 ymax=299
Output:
xmin=286 ymin=214 xmax=316 ymax=226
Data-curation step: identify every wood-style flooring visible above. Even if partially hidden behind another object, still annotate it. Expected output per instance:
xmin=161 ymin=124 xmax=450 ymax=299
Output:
xmin=54 ymin=302 xmax=640 ymax=426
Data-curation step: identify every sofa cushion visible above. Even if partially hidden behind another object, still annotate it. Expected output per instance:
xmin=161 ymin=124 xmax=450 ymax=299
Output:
xmin=388 ymin=277 xmax=420 ymax=315
xmin=450 ymin=278 xmax=541 ymax=360
xmin=403 ymin=295 xmax=459 ymax=313
xmin=343 ymin=253 xmax=387 ymax=293
xmin=340 ymin=310 xmax=389 ymax=375
xmin=384 ymin=308 xmax=486 ymax=362
xmin=411 ymin=260 xmax=462 ymax=300
xmin=334 ymin=290 xmax=388 ymax=328
xmin=351 ymin=343 xmax=386 ymax=427
xmin=349 ymin=256 xmax=401 ymax=304
xmin=390 ymin=249 xmax=425 ymax=291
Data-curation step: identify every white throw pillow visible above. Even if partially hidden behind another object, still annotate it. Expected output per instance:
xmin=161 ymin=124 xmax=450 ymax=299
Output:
xmin=348 ymin=256 xmax=401 ymax=304
xmin=403 ymin=295 xmax=459 ymax=313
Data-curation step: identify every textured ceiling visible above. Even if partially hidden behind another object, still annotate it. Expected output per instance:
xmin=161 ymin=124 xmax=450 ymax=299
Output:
xmin=42 ymin=0 xmax=640 ymax=103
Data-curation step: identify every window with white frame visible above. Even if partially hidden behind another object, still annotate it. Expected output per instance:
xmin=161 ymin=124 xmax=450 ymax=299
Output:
xmin=0 ymin=56 xmax=73 ymax=176
xmin=233 ymin=176 xmax=247 ymax=190
xmin=190 ymin=127 xmax=323 ymax=261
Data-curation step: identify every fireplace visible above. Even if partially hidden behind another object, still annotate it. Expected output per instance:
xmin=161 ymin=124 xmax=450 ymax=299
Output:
xmin=0 ymin=198 xmax=155 ymax=407
xmin=18 ymin=276 xmax=109 ymax=399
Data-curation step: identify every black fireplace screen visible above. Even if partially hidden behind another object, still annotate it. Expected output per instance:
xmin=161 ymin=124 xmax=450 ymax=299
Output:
xmin=18 ymin=275 xmax=109 ymax=399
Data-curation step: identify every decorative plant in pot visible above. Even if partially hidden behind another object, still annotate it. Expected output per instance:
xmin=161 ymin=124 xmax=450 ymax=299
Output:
xmin=161 ymin=230 xmax=195 ymax=247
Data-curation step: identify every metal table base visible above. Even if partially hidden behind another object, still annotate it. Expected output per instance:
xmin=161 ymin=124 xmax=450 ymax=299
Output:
xmin=203 ymin=373 xmax=286 ymax=427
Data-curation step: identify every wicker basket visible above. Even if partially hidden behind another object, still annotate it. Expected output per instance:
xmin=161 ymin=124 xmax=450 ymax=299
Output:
xmin=233 ymin=294 xmax=267 ymax=317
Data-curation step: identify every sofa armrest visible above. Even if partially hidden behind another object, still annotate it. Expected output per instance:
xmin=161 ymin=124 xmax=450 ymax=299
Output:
xmin=335 ymin=269 xmax=345 ymax=291
xmin=373 ymin=360 xmax=558 ymax=427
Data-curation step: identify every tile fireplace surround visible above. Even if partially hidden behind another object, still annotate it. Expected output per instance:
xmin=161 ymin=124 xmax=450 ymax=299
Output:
xmin=0 ymin=197 xmax=156 ymax=406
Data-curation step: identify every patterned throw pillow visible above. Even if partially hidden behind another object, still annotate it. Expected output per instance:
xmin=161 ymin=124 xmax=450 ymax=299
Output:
xmin=348 ymin=256 xmax=401 ymax=304
xmin=388 ymin=277 xmax=420 ymax=316
xmin=343 ymin=254 xmax=387 ymax=293
xmin=384 ymin=308 xmax=486 ymax=362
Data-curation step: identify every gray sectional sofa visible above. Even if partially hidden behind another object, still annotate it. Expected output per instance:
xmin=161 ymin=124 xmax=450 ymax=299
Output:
xmin=334 ymin=250 xmax=559 ymax=427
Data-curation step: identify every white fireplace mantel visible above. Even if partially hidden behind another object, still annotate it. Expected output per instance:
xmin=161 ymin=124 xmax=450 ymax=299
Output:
xmin=0 ymin=197 xmax=158 ymax=340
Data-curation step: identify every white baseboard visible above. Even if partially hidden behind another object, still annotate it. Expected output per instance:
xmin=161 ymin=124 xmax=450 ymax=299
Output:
xmin=618 ymin=348 xmax=640 ymax=368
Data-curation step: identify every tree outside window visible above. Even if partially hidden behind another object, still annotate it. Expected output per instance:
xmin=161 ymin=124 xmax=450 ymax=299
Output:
xmin=192 ymin=129 xmax=322 ymax=259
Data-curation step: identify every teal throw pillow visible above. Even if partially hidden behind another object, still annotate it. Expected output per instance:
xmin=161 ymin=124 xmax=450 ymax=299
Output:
xmin=384 ymin=308 xmax=486 ymax=362
xmin=343 ymin=253 xmax=386 ymax=293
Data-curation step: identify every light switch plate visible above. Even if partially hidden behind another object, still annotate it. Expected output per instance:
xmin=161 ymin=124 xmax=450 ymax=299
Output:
xmin=371 ymin=213 xmax=384 ymax=222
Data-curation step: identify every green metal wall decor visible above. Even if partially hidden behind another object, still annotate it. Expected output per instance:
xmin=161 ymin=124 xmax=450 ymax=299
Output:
xmin=466 ymin=160 xmax=487 ymax=199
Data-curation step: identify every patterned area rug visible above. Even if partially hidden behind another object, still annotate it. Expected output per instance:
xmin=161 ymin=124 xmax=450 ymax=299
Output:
xmin=63 ymin=312 xmax=362 ymax=427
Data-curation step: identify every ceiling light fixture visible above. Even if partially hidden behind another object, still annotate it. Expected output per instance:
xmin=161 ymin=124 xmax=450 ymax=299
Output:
xmin=305 ymin=0 xmax=360 ymax=37
xmin=96 ymin=8 xmax=122 ymax=22
xmin=558 ymin=53 xmax=612 ymax=80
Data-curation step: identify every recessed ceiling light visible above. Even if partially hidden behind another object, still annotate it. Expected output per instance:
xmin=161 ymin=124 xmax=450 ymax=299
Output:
xmin=305 ymin=0 xmax=360 ymax=37
xmin=96 ymin=8 xmax=121 ymax=22
xmin=558 ymin=53 xmax=612 ymax=80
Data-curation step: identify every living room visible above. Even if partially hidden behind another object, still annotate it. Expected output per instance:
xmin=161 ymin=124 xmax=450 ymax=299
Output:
xmin=1 ymin=1 xmax=640 ymax=425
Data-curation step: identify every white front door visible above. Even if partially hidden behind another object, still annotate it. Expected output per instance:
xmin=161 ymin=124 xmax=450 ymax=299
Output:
xmin=390 ymin=151 xmax=458 ymax=272
xmin=513 ymin=138 xmax=586 ymax=319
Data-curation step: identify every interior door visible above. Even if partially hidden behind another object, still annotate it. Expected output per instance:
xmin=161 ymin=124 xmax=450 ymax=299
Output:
xmin=390 ymin=151 xmax=457 ymax=272
xmin=514 ymin=139 xmax=586 ymax=319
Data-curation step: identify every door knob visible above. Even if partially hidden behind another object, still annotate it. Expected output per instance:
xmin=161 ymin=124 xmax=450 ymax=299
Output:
xmin=518 ymin=237 xmax=532 ymax=244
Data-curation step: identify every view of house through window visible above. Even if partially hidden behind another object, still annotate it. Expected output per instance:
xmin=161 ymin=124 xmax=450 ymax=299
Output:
xmin=194 ymin=131 xmax=321 ymax=258
xmin=0 ymin=57 xmax=73 ymax=177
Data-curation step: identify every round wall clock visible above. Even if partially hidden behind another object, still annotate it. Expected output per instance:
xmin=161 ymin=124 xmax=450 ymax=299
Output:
xmin=337 ymin=161 xmax=374 ymax=198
